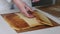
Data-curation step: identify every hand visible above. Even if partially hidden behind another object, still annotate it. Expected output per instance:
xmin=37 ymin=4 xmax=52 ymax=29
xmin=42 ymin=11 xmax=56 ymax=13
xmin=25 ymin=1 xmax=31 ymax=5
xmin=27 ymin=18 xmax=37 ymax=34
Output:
xmin=32 ymin=0 xmax=40 ymax=2
xmin=13 ymin=0 xmax=34 ymax=18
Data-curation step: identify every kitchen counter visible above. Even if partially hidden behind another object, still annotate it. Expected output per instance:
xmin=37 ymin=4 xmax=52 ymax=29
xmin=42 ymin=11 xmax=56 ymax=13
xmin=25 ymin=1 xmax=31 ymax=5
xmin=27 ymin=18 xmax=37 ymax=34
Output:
xmin=20 ymin=26 xmax=60 ymax=34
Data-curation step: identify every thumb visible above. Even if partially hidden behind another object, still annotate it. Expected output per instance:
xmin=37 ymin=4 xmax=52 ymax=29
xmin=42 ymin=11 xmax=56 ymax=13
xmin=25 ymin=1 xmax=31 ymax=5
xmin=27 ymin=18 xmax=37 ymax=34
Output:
xmin=24 ymin=11 xmax=34 ymax=18
xmin=20 ymin=7 xmax=34 ymax=18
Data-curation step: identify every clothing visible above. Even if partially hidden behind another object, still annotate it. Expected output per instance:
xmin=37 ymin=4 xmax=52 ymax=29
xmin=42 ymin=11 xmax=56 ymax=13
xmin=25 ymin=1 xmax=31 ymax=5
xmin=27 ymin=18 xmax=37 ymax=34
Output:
xmin=6 ymin=0 xmax=32 ymax=8
xmin=0 ymin=0 xmax=10 ymax=10
xmin=0 ymin=0 xmax=35 ymax=14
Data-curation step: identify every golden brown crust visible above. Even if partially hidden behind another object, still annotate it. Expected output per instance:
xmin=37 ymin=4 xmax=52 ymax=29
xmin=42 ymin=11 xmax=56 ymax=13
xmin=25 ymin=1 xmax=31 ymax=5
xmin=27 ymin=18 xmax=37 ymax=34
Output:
xmin=1 ymin=11 xmax=54 ymax=31
xmin=32 ymin=11 xmax=53 ymax=26
xmin=3 ymin=13 xmax=29 ymax=29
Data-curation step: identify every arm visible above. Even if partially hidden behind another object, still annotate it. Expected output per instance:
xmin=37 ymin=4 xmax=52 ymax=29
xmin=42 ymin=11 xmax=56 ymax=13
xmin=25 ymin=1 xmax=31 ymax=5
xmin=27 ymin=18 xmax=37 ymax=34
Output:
xmin=13 ymin=0 xmax=40 ymax=18
xmin=13 ymin=0 xmax=34 ymax=18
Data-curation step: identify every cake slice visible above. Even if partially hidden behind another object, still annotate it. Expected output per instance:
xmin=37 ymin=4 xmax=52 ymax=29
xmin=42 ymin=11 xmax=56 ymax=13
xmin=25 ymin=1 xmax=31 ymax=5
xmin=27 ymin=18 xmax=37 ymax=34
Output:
xmin=2 ymin=13 xmax=30 ymax=30
xmin=15 ymin=13 xmax=42 ymax=27
xmin=2 ymin=13 xmax=43 ymax=31
xmin=1 ymin=10 xmax=54 ymax=31
xmin=33 ymin=11 xmax=53 ymax=26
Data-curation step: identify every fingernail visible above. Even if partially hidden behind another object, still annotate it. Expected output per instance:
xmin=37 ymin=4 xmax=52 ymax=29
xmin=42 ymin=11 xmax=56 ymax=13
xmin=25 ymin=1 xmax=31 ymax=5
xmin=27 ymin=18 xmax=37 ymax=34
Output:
xmin=27 ymin=11 xmax=33 ymax=14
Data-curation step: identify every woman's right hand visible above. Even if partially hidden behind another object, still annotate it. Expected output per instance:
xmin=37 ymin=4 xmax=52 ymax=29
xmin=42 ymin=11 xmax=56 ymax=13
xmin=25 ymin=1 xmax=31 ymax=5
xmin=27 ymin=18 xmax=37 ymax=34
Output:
xmin=13 ymin=0 xmax=34 ymax=18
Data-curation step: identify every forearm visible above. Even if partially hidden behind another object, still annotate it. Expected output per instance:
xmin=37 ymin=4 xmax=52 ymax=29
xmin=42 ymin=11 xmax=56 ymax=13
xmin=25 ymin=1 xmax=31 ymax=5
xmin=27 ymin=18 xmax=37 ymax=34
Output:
xmin=12 ymin=0 xmax=34 ymax=17
xmin=13 ymin=0 xmax=26 ymax=12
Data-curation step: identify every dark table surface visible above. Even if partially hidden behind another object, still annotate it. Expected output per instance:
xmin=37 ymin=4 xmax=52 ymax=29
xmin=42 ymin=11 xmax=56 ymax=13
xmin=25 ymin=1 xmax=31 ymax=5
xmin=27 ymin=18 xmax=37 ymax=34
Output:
xmin=37 ymin=5 xmax=60 ymax=18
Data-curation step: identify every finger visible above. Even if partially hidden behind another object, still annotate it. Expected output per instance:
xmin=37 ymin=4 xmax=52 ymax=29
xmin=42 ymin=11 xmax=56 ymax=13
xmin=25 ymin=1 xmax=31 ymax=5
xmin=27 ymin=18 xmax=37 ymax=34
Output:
xmin=24 ymin=3 xmax=34 ymax=12
xmin=22 ymin=10 xmax=34 ymax=18
xmin=19 ymin=6 xmax=34 ymax=18
xmin=25 ymin=6 xmax=33 ymax=12
xmin=26 ymin=6 xmax=33 ymax=12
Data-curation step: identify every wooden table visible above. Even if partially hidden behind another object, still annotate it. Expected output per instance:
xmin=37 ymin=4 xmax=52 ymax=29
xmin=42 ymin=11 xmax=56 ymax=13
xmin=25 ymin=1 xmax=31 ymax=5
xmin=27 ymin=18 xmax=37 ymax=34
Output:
xmin=37 ymin=5 xmax=60 ymax=18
